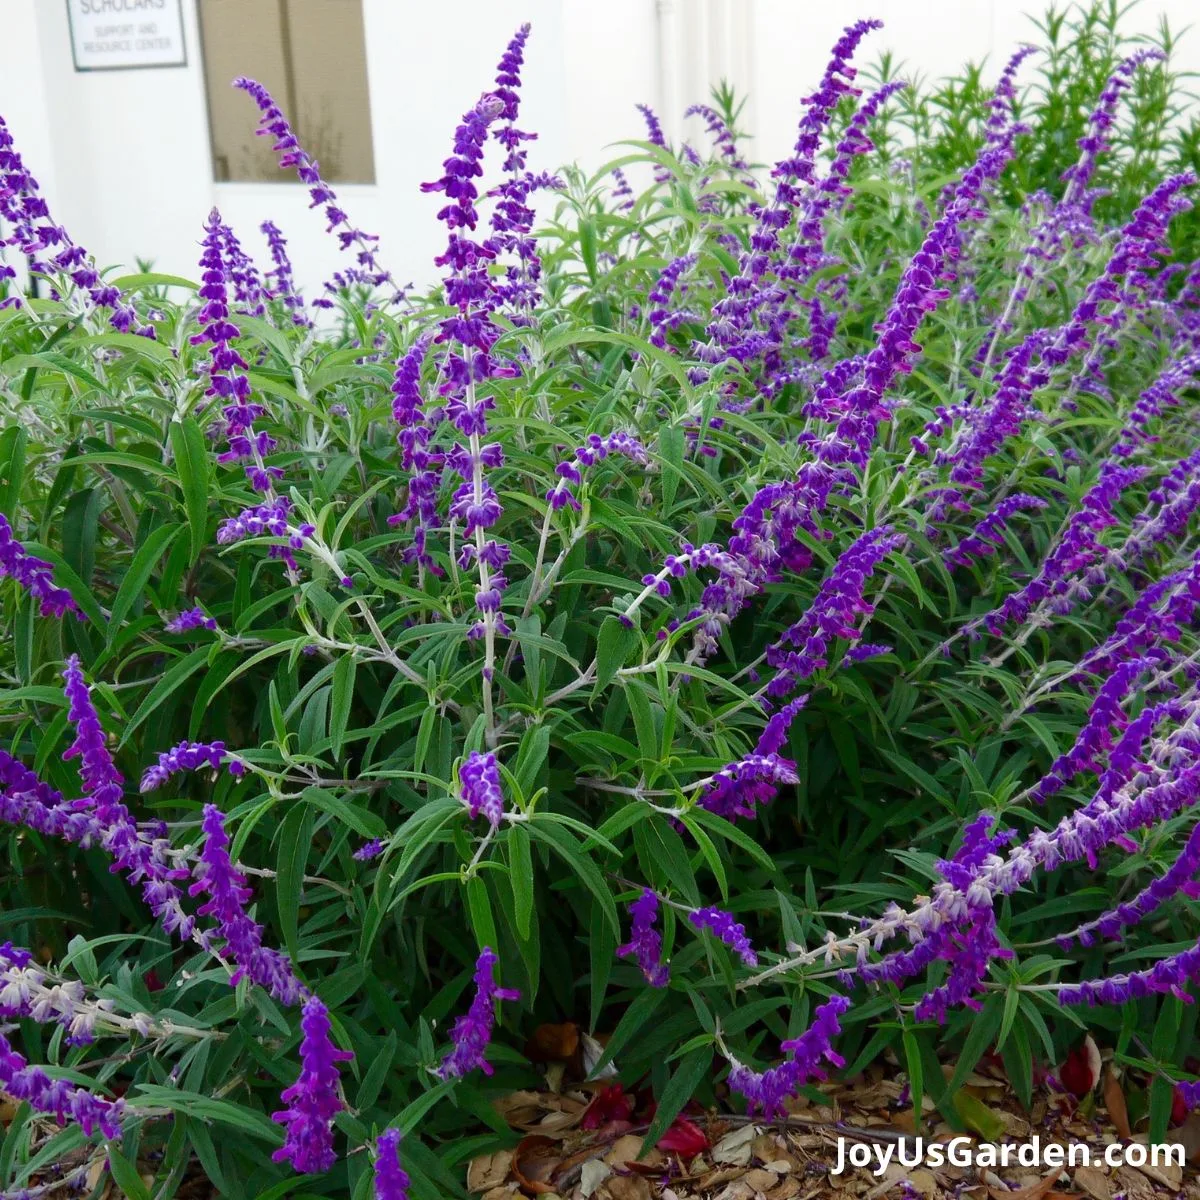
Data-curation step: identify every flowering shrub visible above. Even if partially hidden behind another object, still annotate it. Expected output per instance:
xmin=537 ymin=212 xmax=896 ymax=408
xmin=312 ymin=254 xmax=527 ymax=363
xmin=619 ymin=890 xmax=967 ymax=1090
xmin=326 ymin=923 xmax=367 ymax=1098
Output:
xmin=3 ymin=3 xmax=1200 ymax=1196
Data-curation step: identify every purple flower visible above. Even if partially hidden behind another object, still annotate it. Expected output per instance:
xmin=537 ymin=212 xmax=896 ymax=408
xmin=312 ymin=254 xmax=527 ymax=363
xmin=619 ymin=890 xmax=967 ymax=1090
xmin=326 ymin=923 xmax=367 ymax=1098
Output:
xmin=459 ymin=751 xmax=504 ymax=828
xmin=271 ymin=994 xmax=353 ymax=1174
xmin=163 ymin=607 xmax=217 ymax=634
xmin=698 ymin=696 xmax=806 ymax=820
xmin=373 ymin=1127 xmax=410 ymax=1200
xmin=63 ymin=656 xmax=125 ymax=814
xmin=261 ymin=220 xmax=310 ymax=326
xmin=387 ymin=334 xmax=444 ymax=572
xmin=235 ymin=77 xmax=400 ymax=301
xmin=765 ymin=527 xmax=905 ymax=697
xmin=0 ymin=1029 xmax=123 ymax=1139
xmin=0 ymin=514 xmax=79 ymax=619
xmin=646 ymin=254 xmax=699 ymax=349
xmin=1062 ymin=50 xmax=1165 ymax=203
xmin=483 ymin=25 xmax=560 ymax=315
xmin=354 ymin=839 xmax=385 ymax=862
xmin=1063 ymin=822 xmax=1200 ymax=948
xmin=189 ymin=804 xmax=303 ymax=1005
xmin=688 ymin=906 xmax=758 ymax=966
xmin=2 ymin=690 xmax=194 ymax=941
xmin=617 ymin=889 xmax=669 ymax=987
xmin=216 ymin=496 xmax=313 ymax=573
xmin=139 ymin=740 xmax=243 ymax=793
xmin=944 ymin=494 xmax=1049 ymax=568
xmin=0 ymin=114 xmax=150 ymax=336
xmin=433 ymin=947 xmax=519 ymax=1079
xmin=423 ymin=80 xmax=517 ymax=637
xmin=546 ymin=431 xmax=649 ymax=511
xmin=726 ymin=994 xmax=850 ymax=1116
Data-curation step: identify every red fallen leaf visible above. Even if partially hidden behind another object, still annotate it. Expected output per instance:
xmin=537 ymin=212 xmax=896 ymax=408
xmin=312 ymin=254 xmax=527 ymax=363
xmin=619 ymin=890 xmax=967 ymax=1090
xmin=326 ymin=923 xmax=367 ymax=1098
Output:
xmin=581 ymin=1083 xmax=634 ymax=1130
xmin=657 ymin=1117 xmax=709 ymax=1158
xmin=1173 ymin=1085 xmax=1189 ymax=1127
xmin=1059 ymin=1035 xmax=1101 ymax=1098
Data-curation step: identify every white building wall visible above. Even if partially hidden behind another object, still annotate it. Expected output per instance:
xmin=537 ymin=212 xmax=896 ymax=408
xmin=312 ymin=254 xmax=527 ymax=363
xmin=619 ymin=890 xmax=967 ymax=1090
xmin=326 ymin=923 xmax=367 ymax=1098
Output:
xmin=0 ymin=0 xmax=1198 ymax=298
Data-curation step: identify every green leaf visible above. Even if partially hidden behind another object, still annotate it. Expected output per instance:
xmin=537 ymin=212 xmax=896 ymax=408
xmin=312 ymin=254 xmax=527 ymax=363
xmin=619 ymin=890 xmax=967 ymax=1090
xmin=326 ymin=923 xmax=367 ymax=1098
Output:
xmin=120 ymin=646 xmax=210 ymax=745
xmin=109 ymin=523 xmax=181 ymax=633
xmin=105 ymin=1143 xmax=152 ymax=1200
xmin=902 ymin=1026 xmax=924 ymax=1134
xmin=329 ymin=653 xmax=356 ymax=760
xmin=642 ymin=1047 xmax=712 ymax=1152
xmin=508 ymin=823 xmax=534 ymax=939
xmin=300 ymin=786 xmax=386 ymax=840
xmin=276 ymin=803 xmax=314 ymax=964
xmin=170 ymin=419 xmax=211 ymax=563
xmin=953 ymin=1091 xmax=1006 ymax=1142
xmin=594 ymin=615 xmax=638 ymax=694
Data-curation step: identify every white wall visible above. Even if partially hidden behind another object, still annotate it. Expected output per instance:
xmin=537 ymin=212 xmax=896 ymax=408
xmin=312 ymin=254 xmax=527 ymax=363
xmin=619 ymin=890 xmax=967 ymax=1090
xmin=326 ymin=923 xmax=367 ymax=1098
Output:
xmin=1 ymin=0 xmax=1198 ymax=299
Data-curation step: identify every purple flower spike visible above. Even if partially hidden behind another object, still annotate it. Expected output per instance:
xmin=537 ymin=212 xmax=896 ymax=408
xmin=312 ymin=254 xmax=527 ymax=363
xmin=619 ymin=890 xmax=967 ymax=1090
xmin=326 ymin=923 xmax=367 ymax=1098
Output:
xmin=354 ymin=839 xmax=385 ymax=862
xmin=373 ymin=1127 xmax=410 ymax=1200
xmin=433 ymin=947 xmax=519 ymax=1080
xmin=727 ymin=994 xmax=850 ymax=1116
xmin=545 ymin=430 xmax=649 ymax=511
xmin=164 ymin=607 xmax=218 ymax=634
xmin=271 ymin=994 xmax=353 ymax=1174
xmin=617 ymin=889 xmax=670 ymax=987
xmin=189 ymin=805 xmax=303 ymax=1006
xmin=0 ymin=1028 xmax=124 ymax=1139
xmin=0 ymin=114 xmax=150 ymax=336
xmin=261 ymin=220 xmax=310 ymax=326
xmin=63 ymin=656 xmax=124 ymax=813
xmin=139 ymin=740 xmax=241 ymax=793
xmin=459 ymin=751 xmax=504 ymax=828
xmin=235 ymin=77 xmax=400 ymax=302
xmin=0 ymin=514 xmax=80 ymax=619
xmin=688 ymin=905 xmax=758 ymax=966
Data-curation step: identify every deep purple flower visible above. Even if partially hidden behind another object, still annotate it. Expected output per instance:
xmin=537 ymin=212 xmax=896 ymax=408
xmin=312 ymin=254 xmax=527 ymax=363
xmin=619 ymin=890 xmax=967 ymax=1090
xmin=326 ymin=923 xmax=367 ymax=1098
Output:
xmin=0 ymin=514 xmax=79 ymax=619
xmin=0 ymin=1029 xmax=123 ymax=1139
xmin=2 ymin=676 xmax=194 ymax=941
xmin=546 ymin=431 xmax=649 ymax=511
xmin=459 ymin=751 xmax=504 ymax=827
xmin=617 ymin=889 xmax=669 ymax=987
xmin=647 ymin=255 xmax=700 ymax=349
xmin=63 ymin=656 xmax=125 ymax=814
xmin=688 ymin=906 xmax=758 ymax=966
xmin=353 ymin=839 xmax=385 ymax=862
xmin=944 ymin=494 xmax=1049 ymax=568
xmin=483 ymin=25 xmax=560 ymax=315
xmin=1063 ymin=822 xmax=1200 ymax=948
xmin=0 ymin=114 xmax=150 ymax=336
xmin=433 ymin=947 xmax=519 ymax=1079
xmin=139 ymin=740 xmax=243 ymax=793
xmin=726 ymin=995 xmax=850 ymax=1116
xmin=189 ymin=804 xmax=303 ymax=1005
xmin=271 ymin=994 xmax=353 ymax=1174
xmin=261 ymin=220 xmax=310 ymax=326
xmin=373 ymin=1127 xmax=410 ymax=1200
xmin=765 ymin=528 xmax=905 ymax=697
xmin=698 ymin=696 xmax=806 ymax=819
xmin=163 ymin=607 xmax=217 ymax=634
xmin=216 ymin=496 xmax=313 ymax=573
xmin=235 ymin=77 xmax=400 ymax=301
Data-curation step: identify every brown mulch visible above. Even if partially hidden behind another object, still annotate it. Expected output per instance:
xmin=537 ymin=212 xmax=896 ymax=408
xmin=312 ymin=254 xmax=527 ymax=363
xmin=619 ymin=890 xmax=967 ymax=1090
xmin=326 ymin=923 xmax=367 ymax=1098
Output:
xmin=470 ymin=1047 xmax=1200 ymax=1200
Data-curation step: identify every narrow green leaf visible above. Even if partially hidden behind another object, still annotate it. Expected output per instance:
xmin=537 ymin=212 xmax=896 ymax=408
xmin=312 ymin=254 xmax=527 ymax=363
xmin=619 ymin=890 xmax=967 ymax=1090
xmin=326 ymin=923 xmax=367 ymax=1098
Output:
xmin=170 ymin=419 xmax=210 ymax=563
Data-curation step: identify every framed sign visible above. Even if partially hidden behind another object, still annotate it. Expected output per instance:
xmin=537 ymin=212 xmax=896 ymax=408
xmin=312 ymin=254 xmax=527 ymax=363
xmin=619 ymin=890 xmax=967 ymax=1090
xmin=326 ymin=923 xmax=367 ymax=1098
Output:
xmin=66 ymin=0 xmax=187 ymax=72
